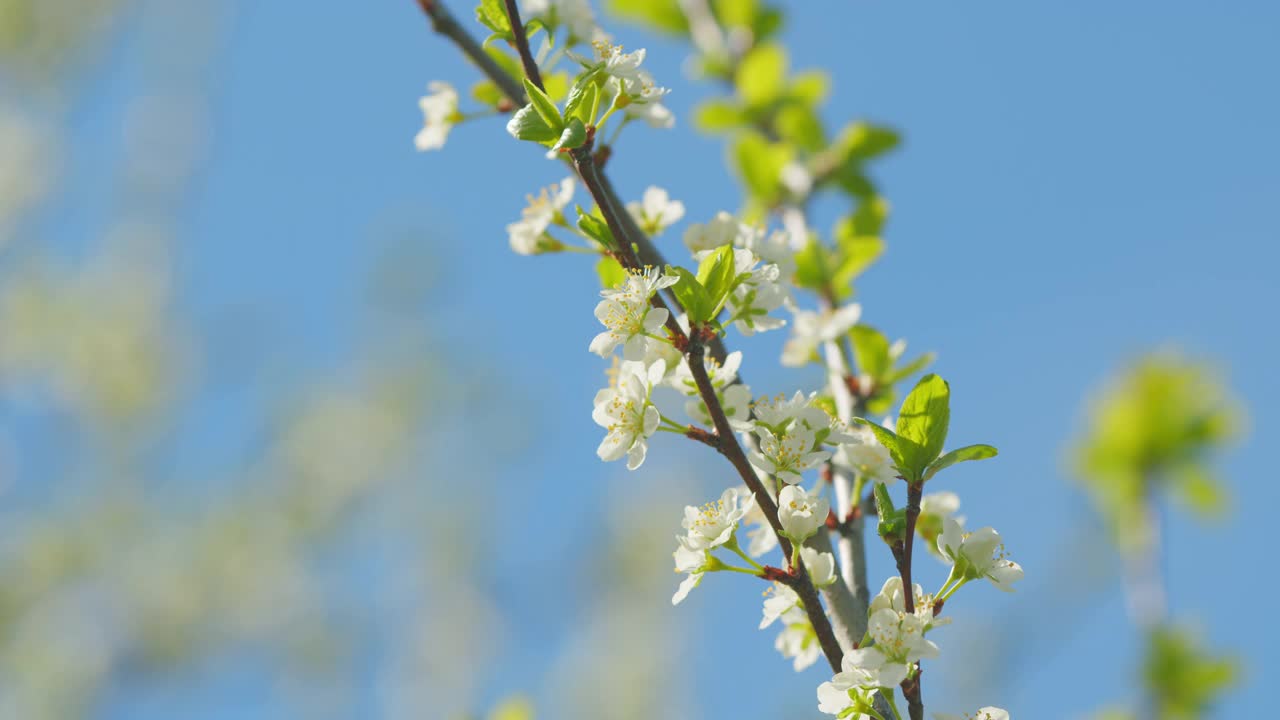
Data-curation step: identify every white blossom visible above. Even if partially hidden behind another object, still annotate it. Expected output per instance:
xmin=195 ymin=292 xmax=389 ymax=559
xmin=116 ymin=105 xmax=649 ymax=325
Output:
xmin=725 ymin=248 xmax=788 ymax=336
xmin=670 ymin=350 xmax=740 ymax=395
xmin=414 ymin=81 xmax=459 ymax=151
xmin=835 ymin=416 xmax=898 ymax=484
xmin=683 ymin=211 xmax=743 ymax=255
xmin=778 ymin=485 xmax=829 ymax=542
xmin=938 ymin=518 xmax=1024 ymax=592
xmin=774 ymin=606 xmax=821 ymax=671
xmin=742 ymin=498 xmax=779 ymax=557
xmin=781 ymin=304 xmax=863 ymax=367
xmin=625 ymin=95 xmax=675 ymax=128
xmin=589 ymin=267 xmax=678 ymax=360
xmin=801 ymin=546 xmax=837 ymax=587
xmin=591 ymin=359 xmax=665 ymax=469
xmin=753 ymin=391 xmax=831 ymax=434
xmin=686 ymin=383 xmax=754 ymax=432
xmin=781 ymin=161 xmax=814 ymax=196
xmin=523 ymin=0 xmax=598 ymax=42
xmin=865 ymin=599 xmax=936 ymax=666
xmin=933 ymin=708 xmax=1010 ymax=720
xmin=817 ymin=645 xmax=907 ymax=717
xmin=759 ymin=583 xmax=801 ymax=629
xmin=506 ymin=177 xmax=574 ymax=255
xmin=918 ymin=491 xmax=965 ymax=559
xmin=749 ymin=427 xmax=830 ymax=485
xmin=627 ymin=186 xmax=685 ymax=236
xmin=869 ymin=576 xmax=950 ymax=632
xmin=671 ymin=537 xmax=708 ymax=605
xmin=681 ymin=486 xmax=754 ymax=551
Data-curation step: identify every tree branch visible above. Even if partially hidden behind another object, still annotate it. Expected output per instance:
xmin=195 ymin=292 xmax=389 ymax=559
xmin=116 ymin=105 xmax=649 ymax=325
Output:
xmin=899 ymin=481 xmax=925 ymax=720
xmin=415 ymin=0 xmax=525 ymax=105
xmin=499 ymin=0 xmax=543 ymax=88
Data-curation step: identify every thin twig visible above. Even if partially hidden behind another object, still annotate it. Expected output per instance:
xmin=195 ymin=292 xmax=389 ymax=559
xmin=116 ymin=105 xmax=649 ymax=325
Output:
xmin=499 ymin=0 xmax=543 ymax=88
xmin=899 ymin=481 xmax=924 ymax=720
xmin=415 ymin=0 xmax=525 ymax=104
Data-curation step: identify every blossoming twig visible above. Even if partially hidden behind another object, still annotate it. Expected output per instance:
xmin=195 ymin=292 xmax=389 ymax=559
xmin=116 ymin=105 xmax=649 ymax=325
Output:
xmin=488 ymin=4 xmax=849 ymax=671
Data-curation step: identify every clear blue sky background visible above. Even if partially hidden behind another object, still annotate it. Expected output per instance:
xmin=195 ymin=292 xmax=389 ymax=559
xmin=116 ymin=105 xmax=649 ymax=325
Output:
xmin=67 ymin=0 xmax=1279 ymax=717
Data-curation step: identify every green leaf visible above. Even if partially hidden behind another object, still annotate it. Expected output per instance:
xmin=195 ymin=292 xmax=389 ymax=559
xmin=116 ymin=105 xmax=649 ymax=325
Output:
xmin=564 ymin=66 xmax=602 ymax=120
xmin=475 ymin=0 xmax=512 ymax=35
xmin=523 ymin=78 xmax=564 ymax=134
xmin=895 ymin=374 xmax=950 ymax=481
xmin=832 ymin=231 xmax=885 ymax=288
xmin=924 ymin=444 xmax=998 ymax=482
xmin=694 ymin=98 xmax=746 ymax=132
xmin=775 ymin=102 xmax=825 ymax=152
xmin=596 ymin=255 xmax=626 ymax=289
xmin=506 ymin=103 xmax=559 ymax=143
xmin=792 ymin=238 xmax=833 ymax=291
xmin=731 ymin=131 xmax=791 ymax=203
xmin=873 ymin=481 xmax=906 ymax=543
xmin=849 ymin=325 xmax=891 ymax=382
xmin=605 ymin=0 xmax=688 ymax=34
xmin=472 ymin=80 xmax=505 ymax=107
xmin=576 ymin=206 xmax=615 ymax=248
xmin=735 ymin=42 xmax=787 ymax=106
xmin=696 ymin=245 xmax=739 ymax=318
xmin=842 ymin=122 xmax=900 ymax=162
xmin=788 ymin=70 xmax=830 ymax=105
xmin=888 ymin=352 xmax=935 ymax=385
xmin=668 ymin=266 xmax=710 ymax=323
xmin=552 ymin=116 xmax=587 ymax=152
xmin=849 ymin=195 xmax=890 ymax=236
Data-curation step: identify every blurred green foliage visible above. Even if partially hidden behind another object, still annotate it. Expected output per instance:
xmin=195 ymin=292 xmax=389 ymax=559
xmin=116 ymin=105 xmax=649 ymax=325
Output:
xmin=1143 ymin=626 xmax=1238 ymax=720
xmin=1074 ymin=355 xmax=1240 ymax=550
xmin=1075 ymin=355 xmax=1242 ymax=719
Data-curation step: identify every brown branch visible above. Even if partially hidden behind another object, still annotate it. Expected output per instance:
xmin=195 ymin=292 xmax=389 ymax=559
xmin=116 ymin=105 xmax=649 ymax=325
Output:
xmin=898 ymin=481 xmax=925 ymax=720
xmin=415 ymin=0 xmax=526 ymax=105
xmin=500 ymin=0 xmax=543 ymax=88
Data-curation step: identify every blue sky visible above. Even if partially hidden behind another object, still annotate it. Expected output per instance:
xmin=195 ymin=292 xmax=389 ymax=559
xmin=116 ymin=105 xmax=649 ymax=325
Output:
xmin=60 ymin=0 xmax=1280 ymax=717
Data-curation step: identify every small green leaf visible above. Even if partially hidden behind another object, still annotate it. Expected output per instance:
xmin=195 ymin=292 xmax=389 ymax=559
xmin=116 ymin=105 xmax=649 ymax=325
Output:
xmin=506 ymin=103 xmax=559 ymax=143
xmin=873 ymin=482 xmax=906 ymax=544
xmin=888 ymin=352 xmax=936 ymax=385
xmin=792 ymin=238 xmax=833 ymax=290
xmin=552 ymin=116 xmax=587 ymax=152
xmin=596 ymin=255 xmax=626 ymax=289
xmin=896 ymin=374 xmax=951 ymax=481
xmin=775 ymin=102 xmax=825 ymax=152
xmin=576 ymin=206 xmax=615 ymax=248
xmin=605 ymin=0 xmax=688 ymax=34
xmin=832 ymin=232 xmax=885 ymax=290
xmin=694 ymin=98 xmax=746 ymax=132
xmin=732 ymin=131 xmax=792 ymax=203
xmin=524 ymin=18 xmax=551 ymax=47
xmin=850 ymin=325 xmax=891 ymax=382
xmin=475 ymin=0 xmax=512 ymax=35
xmin=564 ymin=66 xmax=602 ymax=119
xmin=472 ymin=80 xmax=505 ymax=107
xmin=735 ymin=42 xmax=787 ymax=107
xmin=924 ymin=444 xmax=998 ymax=482
xmin=695 ymin=245 xmax=739 ymax=317
xmin=668 ymin=266 xmax=710 ymax=323
xmin=849 ymin=195 xmax=890 ymax=236
xmin=842 ymin=122 xmax=900 ymax=162
xmin=523 ymin=78 xmax=564 ymax=134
